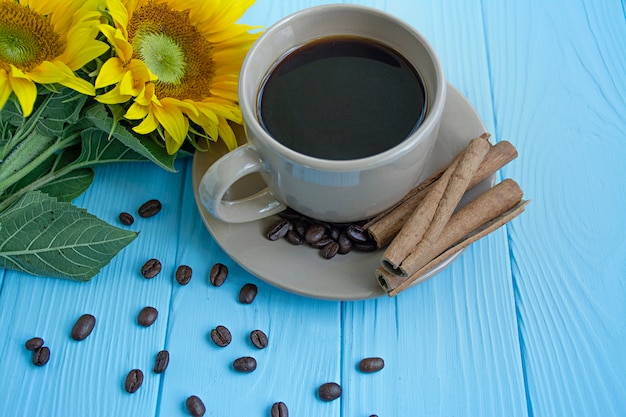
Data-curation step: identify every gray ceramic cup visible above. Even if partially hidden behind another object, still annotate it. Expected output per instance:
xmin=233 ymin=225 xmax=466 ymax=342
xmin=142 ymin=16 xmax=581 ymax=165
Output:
xmin=199 ymin=4 xmax=446 ymax=223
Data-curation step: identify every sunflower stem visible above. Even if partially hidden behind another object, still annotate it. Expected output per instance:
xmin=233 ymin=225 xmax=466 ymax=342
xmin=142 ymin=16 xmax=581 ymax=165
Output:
xmin=1 ymin=93 xmax=54 ymax=160
xmin=0 ymin=131 xmax=80 ymax=196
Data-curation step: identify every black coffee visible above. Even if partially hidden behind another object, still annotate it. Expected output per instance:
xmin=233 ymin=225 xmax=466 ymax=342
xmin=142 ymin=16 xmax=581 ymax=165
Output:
xmin=258 ymin=36 xmax=426 ymax=160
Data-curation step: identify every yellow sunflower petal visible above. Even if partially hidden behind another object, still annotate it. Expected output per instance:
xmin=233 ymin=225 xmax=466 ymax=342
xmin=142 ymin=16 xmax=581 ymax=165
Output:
xmin=96 ymin=84 xmax=132 ymax=104
xmin=8 ymin=67 xmax=37 ymax=117
xmin=28 ymin=61 xmax=96 ymax=96
xmin=132 ymin=110 xmax=159 ymax=134
xmin=95 ymin=58 xmax=127 ymax=89
xmin=217 ymin=116 xmax=238 ymax=151
xmin=0 ymin=72 xmax=12 ymax=111
xmin=99 ymin=24 xmax=134 ymax=62
xmin=125 ymin=102 xmax=149 ymax=120
xmin=105 ymin=0 xmax=131 ymax=37
xmin=164 ymin=132 xmax=182 ymax=155
xmin=152 ymin=101 xmax=189 ymax=147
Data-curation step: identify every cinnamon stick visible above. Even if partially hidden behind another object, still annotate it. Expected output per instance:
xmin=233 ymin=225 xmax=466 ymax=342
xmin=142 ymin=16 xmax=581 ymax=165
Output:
xmin=381 ymin=136 xmax=491 ymax=277
xmin=376 ymin=179 xmax=526 ymax=296
xmin=366 ymin=139 xmax=518 ymax=248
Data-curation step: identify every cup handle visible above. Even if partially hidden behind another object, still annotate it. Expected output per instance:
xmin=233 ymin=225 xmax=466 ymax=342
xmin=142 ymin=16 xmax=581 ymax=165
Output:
xmin=199 ymin=144 xmax=286 ymax=223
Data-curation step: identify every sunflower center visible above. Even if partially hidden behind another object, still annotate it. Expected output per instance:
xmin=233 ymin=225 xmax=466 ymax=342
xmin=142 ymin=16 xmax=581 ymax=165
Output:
xmin=0 ymin=2 xmax=62 ymax=72
xmin=136 ymin=32 xmax=186 ymax=84
xmin=128 ymin=1 xmax=215 ymax=101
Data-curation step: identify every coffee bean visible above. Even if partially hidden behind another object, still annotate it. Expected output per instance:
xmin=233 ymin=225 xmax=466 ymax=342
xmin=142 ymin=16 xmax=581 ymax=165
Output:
xmin=175 ymin=265 xmax=193 ymax=285
xmin=209 ymin=263 xmax=228 ymax=287
xmin=233 ymin=356 xmax=257 ymax=373
xmin=138 ymin=199 xmax=162 ymax=218
xmin=346 ymin=224 xmax=369 ymax=243
xmin=119 ymin=212 xmax=134 ymax=225
xmin=141 ymin=258 xmax=162 ymax=279
xmin=271 ymin=401 xmax=289 ymax=417
xmin=239 ymin=283 xmax=258 ymax=304
xmin=153 ymin=350 xmax=169 ymax=374
xmin=358 ymin=357 xmax=385 ymax=373
xmin=124 ymin=369 xmax=144 ymax=393
xmin=32 ymin=346 xmax=50 ymax=366
xmin=278 ymin=208 xmax=302 ymax=221
xmin=292 ymin=220 xmax=307 ymax=238
xmin=71 ymin=314 xmax=96 ymax=341
xmin=210 ymin=325 xmax=232 ymax=347
xmin=25 ymin=337 xmax=44 ymax=351
xmin=250 ymin=329 xmax=268 ymax=349
xmin=286 ymin=230 xmax=304 ymax=245
xmin=337 ymin=232 xmax=353 ymax=254
xmin=186 ymin=395 xmax=206 ymax=417
xmin=265 ymin=219 xmax=291 ymax=241
xmin=305 ymin=224 xmax=326 ymax=244
xmin=354 ymin=240 xmax=377 ymax=252
xmin=137 ymin=306 xmax=158 ymax=327
xmin=320 ymin=241 xmax=339 ymax=259
xmin=310 ymin=236 xmax=334 ymax=249
xmin=318 ymin=382 xmax=342 ymax=401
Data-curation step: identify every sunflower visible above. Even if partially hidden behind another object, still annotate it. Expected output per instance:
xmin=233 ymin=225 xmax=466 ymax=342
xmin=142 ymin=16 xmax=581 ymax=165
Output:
xmin=96 ymin=0 xmax=260 ymax=154
xmin=0 ymin=0 xmax=109 ymax=117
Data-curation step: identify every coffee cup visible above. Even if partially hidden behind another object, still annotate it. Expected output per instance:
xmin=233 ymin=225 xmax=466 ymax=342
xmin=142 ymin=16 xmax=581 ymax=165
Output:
xmin=199 ymin=4 xmax=446 ymax=223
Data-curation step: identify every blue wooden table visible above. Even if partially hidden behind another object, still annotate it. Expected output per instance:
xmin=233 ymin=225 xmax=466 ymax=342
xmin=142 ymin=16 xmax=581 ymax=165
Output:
xmin=1 ymin=1 xmax=625 ymax=416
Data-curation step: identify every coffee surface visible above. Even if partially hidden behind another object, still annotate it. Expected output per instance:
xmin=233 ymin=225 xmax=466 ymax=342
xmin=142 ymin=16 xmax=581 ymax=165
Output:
xmin=258 ymin=36 xmax=426 ymax=160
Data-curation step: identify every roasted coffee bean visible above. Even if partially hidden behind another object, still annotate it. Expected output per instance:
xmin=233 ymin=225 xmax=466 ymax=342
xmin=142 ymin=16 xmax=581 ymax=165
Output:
xmin=278 ymin=207 xmax=302 ymax=221
xmin=354 ymin=240 xmax=378 ymax=252
xmin=186 ymin=395 xmax=206 ymax=417
xmin=250 ymin=329 xmax=268 ymax=349
xmin=286 ymin=230 xmax=304 ymax=245
xmin=305 ymin=224 xmax=326 ymax=244
xmin=320 ymin=241 xmax=339 ymax=259
xmin=337 ymin=232 xmax=353 ymax=254
xmin=25 ymin=337 xmax=44 ymax=351
xmin=124 ymin=369 xmax=144 ymax=393
xmin=271 ymin=401 xmax=289 ymax=417
xmin=71 ymin=314 xmax=96 ymax=341
xmin=265 ymin=219 xmax=291 ymax=241
xmin=137 ymin=306 xmax=158 ymax=327
xmin=32 ymin=346 xmax=50 ymax=366
xmin=153 ymin=350 xmax=169 ymax=374
xmin=119 ymin=212 xmax=134 ymax=225
xmin=210 ymin=325 xmax=232 ymax=347
xmin=292 ymin=220 xmax=307 ymax=238
xmin=310 ymin=236 xmax=334 ymax=249
xmin=328 ymin=227 xmax=341 ymax=241
xmin=318 ymin=382 xmax=342 ymax=401
xmin=233 ymin=356 xmax=257 ymax=373
xmin=346 ymin=224 xmax=369 ymax=243
xmin=358 ymin=357 xmax=385 ymax=373
xmin=239 ymin=283 xmax=258 ymax=304
xmin=138 ymin=199 xmax=162 ymax=218
xmin=141 ymin=258 xmax=162 ymax=278
xmin=175 ymin=264 xmax=193 ymax=285
xmin=209 ymin=263 xmax=228 ymax=287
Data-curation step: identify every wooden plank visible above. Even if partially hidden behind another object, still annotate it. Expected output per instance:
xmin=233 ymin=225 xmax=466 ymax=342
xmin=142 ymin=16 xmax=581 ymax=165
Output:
xmin=338 ymin=1 xmax=529 ymax=411
xmin=482 ymin=0 xmax=626 ymax=415
xmin=156 ymin=160 xmax=343 ymax=416
xmin=0 ymin=162 xmax=186 ymax=416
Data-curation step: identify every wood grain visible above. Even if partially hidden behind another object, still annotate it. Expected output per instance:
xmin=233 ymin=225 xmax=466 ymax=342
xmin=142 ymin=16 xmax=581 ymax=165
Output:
xmin=483 ymin=0 xmax=626 ymax=416
xmin=0 ymin=1 xmax=624 ymax=416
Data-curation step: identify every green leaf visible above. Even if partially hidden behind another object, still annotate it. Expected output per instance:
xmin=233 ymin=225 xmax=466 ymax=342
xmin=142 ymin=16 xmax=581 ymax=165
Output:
xmin=36 ymin=88 xmax=88 ymax=137
xmin=77 ymin=127 xmax=155 ymax=165
xmin=0 ymin=191 xmax=137 ymax=281
xmin=39 ymin=168 xmax=94 ymax=202
xmin=83 ymin=104 xmax=177 ymax=171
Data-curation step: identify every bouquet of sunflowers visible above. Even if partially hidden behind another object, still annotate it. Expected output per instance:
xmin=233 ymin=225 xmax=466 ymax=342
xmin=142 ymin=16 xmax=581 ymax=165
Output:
xmin=0 ymin=0 xmax=260 ymax=280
